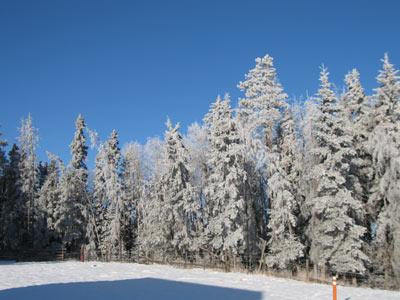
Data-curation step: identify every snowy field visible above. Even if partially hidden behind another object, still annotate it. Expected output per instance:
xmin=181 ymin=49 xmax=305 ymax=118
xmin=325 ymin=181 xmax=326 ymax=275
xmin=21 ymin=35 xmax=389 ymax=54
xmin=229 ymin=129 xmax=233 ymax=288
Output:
xmin=0 ymin=261 xmax=398 ymax=300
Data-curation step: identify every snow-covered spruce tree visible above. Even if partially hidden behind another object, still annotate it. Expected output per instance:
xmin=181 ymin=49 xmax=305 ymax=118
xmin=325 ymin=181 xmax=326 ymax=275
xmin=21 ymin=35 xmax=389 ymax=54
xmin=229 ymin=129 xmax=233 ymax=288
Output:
xmin=265 ymin=108 xmax=304 ymax=270
xmin=18 ymin=114 xmax=41 ymax=248
xmin=237 ymin=54 xmax=289 ymax=247
xmin=0 ymin=130 xmax=8 ymax=250
xmin=342 ymin=69 xmax=374 ymax=199
xmin=367 ymin=54 xmax=400 ymax=284
xmin=92 ymin=142 xmax=108 ymax=257
xmin=121 ymin=143 xmax=143 ymax=255
xmin=84 ymin=192 xmax=99 ymax=260
xmin=0 ymin=145 xmax=15 ymax=251
xmin=1 ymin=144 xmax=22 ymax=251
xmin=160 ymin=119 xmax=197 ymax=258
xmin=103 ymin=130 xmax=123 ymax=258
xmin=203 ymin=94 xmax=250 ymax=261
xmin=340 ymin=69 xmax=376 ymax=245
xmin=136 ymin=137 xmax=168 ymax=259
xmin=56 ymin=115 xmax=89 ymax=251
xmin=238 ymin=54 xmax=288 ymax=151
xmin=184 ymin=123 xmax=209 ymax=249
xmin=38 ymin=157 xmax=61 ymax=243
xmin=306 ymin=67 xmax=368 ymax=276
xmin=102 ymin=130 xmax=132 ymax=259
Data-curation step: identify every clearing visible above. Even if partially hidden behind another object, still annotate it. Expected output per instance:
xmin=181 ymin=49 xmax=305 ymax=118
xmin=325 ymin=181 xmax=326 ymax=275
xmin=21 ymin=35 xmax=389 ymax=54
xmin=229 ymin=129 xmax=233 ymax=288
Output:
xmin=0 ymin=261 xmax=398 ymax=300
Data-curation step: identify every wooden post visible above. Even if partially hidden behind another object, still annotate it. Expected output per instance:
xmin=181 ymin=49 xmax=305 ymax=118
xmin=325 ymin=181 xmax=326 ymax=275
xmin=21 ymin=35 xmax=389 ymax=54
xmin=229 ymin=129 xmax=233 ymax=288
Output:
xmin=80 ymin=245 xmax=85 ymax=262
xmin=332 ymin=276 xmax=337 ymax=300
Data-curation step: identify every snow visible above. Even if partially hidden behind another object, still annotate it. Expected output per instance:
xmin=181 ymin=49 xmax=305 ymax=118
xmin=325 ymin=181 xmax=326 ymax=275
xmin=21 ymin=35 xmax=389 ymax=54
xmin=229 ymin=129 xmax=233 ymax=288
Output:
xmin=0 ymin=261 xmax=398 ymax=300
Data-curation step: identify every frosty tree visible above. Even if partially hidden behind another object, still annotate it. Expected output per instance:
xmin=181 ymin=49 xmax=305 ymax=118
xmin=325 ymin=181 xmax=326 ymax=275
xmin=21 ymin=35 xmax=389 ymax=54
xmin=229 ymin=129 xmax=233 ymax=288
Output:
xmin=161 ymin=120 xmax=197 ymax=257
xmin=203 ymin=94 xmax=252 ymax=260
xmin=56 ymin=115 xmax=89 ymax=250
xmin=238 ymin=54 xmax=288 ymax=155
xmin=184 ymin=123 xmax=209 ymax=246
xmin=237 ymin=53 xmax=289 ymax=248
xmin=102 ymin=130 xmax=126 ymax=259
xmin=306 ymin=67 xmax=368 ymax=275
xmin=368 ymin=54 xmax=400 ymax=283
xmin=1 ymin=144 xmax=21 ymax=251
xmin=341 ymin=69 xmax=373 ymax=205
xmin=92 ymin=142 xmax=108 ymax=257
xmin=266 ymin=108 xmax=304 ymax=270
xmin=38 ymin=158 xmax=60 ymax=242
xmin=121 ymin=142 xmax=143 ymax=254
xmin=18 ymin=114 xmax=39 ymax=247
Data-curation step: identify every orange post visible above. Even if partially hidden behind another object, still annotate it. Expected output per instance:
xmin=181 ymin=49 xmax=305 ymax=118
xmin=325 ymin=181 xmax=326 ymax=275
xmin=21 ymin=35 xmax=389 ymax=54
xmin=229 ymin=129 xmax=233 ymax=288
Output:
xmin=80 ymin=245 xmax=85 ymax=262
xmin=332 ymin=276 xmax=337 ymax=300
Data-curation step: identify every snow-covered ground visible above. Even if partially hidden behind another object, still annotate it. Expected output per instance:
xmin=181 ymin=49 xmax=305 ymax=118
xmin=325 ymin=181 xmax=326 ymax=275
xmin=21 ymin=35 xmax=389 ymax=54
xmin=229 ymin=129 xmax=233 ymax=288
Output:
xmin=0 ymin=261 xmax=398 ymax=300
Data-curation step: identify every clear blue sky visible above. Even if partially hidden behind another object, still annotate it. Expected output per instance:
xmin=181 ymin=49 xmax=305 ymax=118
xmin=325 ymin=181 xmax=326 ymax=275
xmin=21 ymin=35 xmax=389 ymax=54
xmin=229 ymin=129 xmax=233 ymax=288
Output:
xmin=1 ymin=0 xmax=399 ymax=166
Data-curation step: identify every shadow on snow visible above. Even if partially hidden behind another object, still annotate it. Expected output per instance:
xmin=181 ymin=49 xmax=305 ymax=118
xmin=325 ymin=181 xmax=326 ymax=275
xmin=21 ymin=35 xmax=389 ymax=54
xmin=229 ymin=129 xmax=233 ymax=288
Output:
xmin=0 ymin=277 xmax=263 ymax=300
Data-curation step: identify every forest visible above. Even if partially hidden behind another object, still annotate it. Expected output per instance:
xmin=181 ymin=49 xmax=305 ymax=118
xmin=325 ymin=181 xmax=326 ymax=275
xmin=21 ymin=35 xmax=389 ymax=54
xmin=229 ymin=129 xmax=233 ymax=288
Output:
xmin=0 ymin=53 xmax=399 ymax=289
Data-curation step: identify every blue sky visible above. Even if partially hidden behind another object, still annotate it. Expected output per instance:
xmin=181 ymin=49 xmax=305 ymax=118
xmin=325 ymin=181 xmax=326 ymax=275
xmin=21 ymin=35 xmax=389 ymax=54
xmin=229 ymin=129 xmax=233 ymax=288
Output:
xmin=1 ymin=0 xmax=399 ymax=166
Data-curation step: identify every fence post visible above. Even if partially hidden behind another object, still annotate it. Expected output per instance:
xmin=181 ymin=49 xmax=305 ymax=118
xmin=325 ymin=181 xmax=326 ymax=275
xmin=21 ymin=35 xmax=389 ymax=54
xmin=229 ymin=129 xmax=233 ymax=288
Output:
xmin=332 ymin=276 xmax=337 ymax=300
xmin=80 ymin=245 xmax=85 ymax=262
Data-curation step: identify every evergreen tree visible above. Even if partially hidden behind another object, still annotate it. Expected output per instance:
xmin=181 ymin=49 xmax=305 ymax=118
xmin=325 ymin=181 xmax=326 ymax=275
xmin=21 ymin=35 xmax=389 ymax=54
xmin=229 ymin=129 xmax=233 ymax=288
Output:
xmin=306 ymin=67 xmax=368 ymax=275
xmin=103 ymin=130 xmax=126 ymax=259
xmin=342 ymin=69 xmax=373 ymax=205
xmin=266 ymin=108 xmax=304 ymax=269
xmin=184 ymin=123 xmax=210 ymax=248
xmin=93 ymin=143 xmax=108 ymax=257
xmin=238 ymin=54 xmax=288 ymax=150
xmin=121 ymin=143 xmax=143 ymax=255
xmin=368 ymin=54 xmax=400 ymax=283
xmin=56 ymin=115 xmax=88 ymax=250
xmin=18 ymin=114 xmax=39 ymax=247
xmin=38 ymin=158 xmax=61 ymax=242
xmin=161 ymin=120 xmax=197 ymax=257
xmin=237 ymin=54 xmax=289 ymax=250
xmin=203 ymin=95 xmax=250 ymax=259
xmin=0 ymin=129 xmax=8 ymax=250
xmin=136 ymin=138 xmax=167 ymax=259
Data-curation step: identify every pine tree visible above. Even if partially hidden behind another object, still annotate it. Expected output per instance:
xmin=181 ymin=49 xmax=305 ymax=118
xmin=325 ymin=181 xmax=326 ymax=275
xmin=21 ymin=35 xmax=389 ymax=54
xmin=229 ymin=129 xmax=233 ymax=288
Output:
xmin=368 ymin=54 xmax=400 ymax=283
xmin=84 ymin=192 xmax=99 ymax=260
xmin=136 ymin=138 xmax=167 ymax=259
xmin=93 ymin=143 xmax=108 ymax=257
xmin=238 ymin=54 xmax=288 ymax=151
xmin=266 ymin=108 xmax=304 ymax=269
xmin=342 ymin=69 xmax=373 ymax=205
xmin=18 ymin=114 xmax=39 ymax=248
xmin=71 ymin=115 xmax=88 ymax=171
xmin=0 ymin=129 xmax=8 ymax=251
xmin=185 ymin=123 xmax=209 ymax=249
xmin=103 ymin=130 xmax=126 ymax=259
xmin=203 ymin=95 xmax=250 ymax=259
xmin=237 ymin=54 xmax=289 ymax=250
xmin=38 ymin=158 xmax=61 ymax=242
xmin=56 ymin=115 xmax=89 ymax=250
xmin=121 ymin=143 xmax=143 ymax=255
xmin=307 ymin=67 xmax=368 ymax=275
xmin=161 ymin=120 xmax=197 ymax=257
xmin=4 ymin=146 xmax=21 ymax=250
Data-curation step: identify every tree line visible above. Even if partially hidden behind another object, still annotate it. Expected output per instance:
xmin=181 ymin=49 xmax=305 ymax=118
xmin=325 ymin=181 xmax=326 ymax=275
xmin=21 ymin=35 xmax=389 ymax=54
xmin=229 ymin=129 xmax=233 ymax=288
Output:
xmin=0 ymin=53 xmax=399 ymax=288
